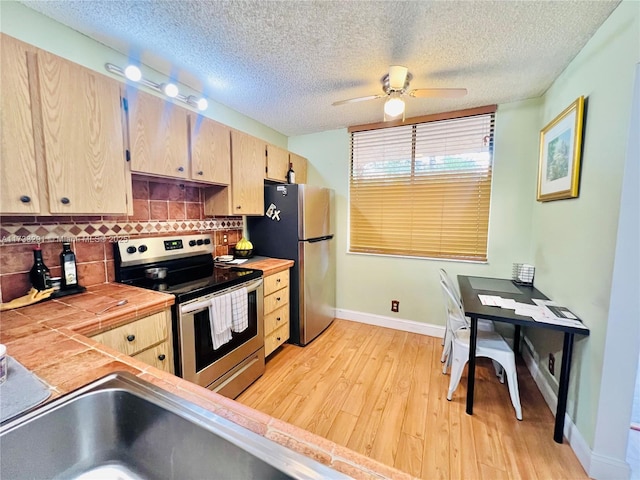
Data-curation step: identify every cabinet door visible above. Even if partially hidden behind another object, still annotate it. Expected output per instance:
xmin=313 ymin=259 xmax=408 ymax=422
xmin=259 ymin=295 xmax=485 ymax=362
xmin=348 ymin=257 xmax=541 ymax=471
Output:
xmin=134 ymin=342 xmax=174 ymax=373
xmin=265 ymin=144 xmax=289 ymax=182
xmin=230 ymin=130 xmax=265 ymax=215
xmin=0 ymin=35 xmax=40 ymax=214
xmin=91 ymin=310 xmax=168 ymax=356
xmin=37 ymin=51 xmax=128 ymax=214
xmin=190 ymin=115 xmax=231 ymax=185
xmin=128 ymin=89 xmax=189 ymax=179
xmin=289 ymin=153 xmax=308 ymax=184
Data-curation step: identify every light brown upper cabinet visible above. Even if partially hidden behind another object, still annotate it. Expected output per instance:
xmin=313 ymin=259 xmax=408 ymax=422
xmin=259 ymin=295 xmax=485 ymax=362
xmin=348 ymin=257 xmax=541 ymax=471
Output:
xmin=0 ymin=34 xmax=129 ymax=215
xmin=0 ymin=35 xmax=40 ymax=214
xmin=205 ymin=129 xmax=264 ymax=216
xmin=37 ymin=51 xmax=129 ymax=214
xmin=127 ymin=89 xmax=190 ymax=180
xmin=265 ymin=144 xmax=289 ymax=182
xmin=289 ymin=152 xmax=308 ymax=184
xmin=189 ymin=115 xmax=231 ymax=185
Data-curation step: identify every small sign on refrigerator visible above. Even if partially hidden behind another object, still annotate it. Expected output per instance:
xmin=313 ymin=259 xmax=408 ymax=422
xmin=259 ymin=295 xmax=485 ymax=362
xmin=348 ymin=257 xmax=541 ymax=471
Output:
xmin=265 ymin=203 xmax=281 ymax=221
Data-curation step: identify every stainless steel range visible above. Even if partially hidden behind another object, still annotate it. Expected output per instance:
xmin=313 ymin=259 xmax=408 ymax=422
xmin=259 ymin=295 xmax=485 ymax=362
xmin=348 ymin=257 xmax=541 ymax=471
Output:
xmin=114 ymin=234 xmax=264 ymax=399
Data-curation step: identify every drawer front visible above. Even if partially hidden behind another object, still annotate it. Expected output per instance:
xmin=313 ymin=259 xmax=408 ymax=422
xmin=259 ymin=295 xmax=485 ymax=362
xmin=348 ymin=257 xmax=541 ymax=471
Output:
xmin=265 ymin=322 xmax=289 ymax=356
xmin=134 ymin=342 xmax=174 ymax=373
xmin=92 ymin=310 xmax=168 ymax=356
xmin=264 ymin=270 xmax=289 ymax=296
xmin=264 ymin=285 xmax=289 ymax=315
xmin=264 ymin=304 xmax=289 ymax=335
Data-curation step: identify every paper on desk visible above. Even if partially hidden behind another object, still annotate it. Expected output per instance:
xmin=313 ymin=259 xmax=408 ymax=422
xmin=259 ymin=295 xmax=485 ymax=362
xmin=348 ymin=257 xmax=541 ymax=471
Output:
xmin=531 ymin=299 xmax=588 ymax=328
xmin=478 ymin=294 xmax=502 ymax=306
xmin=478 ymin=295 xmax=519 ymax=309
xmin=498 ymin=298 xmax=517 ymax=309
xmin=513 ymin=302 xmax=543 ymax=317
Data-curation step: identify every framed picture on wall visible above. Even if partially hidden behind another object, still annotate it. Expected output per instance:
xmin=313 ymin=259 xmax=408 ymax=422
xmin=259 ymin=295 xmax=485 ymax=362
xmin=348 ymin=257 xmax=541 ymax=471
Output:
xmin=537 ymin=96 xmax=585 ymax=201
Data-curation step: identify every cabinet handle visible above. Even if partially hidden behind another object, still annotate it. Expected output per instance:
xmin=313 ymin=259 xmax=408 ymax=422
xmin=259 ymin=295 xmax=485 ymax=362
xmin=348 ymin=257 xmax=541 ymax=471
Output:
xmin=60 ymin=197 xmax=70 ymax=205
xmin=276 ymin=316 xmax=281 ymax=321
xmin=158 ymin=354 xmax=166 ymax=361
xmin=276 ymin=297 xmax=281 ymax=301
xmin=276 ymin=336 xmax=281 ymax=341
xmin=197 ymin=170 xmax=204 ymax=176
xmin=20 ymin=195 xmax=31 ymax=203
xmin=276 ymin=278 xmax=281 ymax=283
xmin=177 ymin=166 xmax=185 ymax=172
xmin=126 ymin=334 xmax=135 ymax=342
xmin=236 ymin=205 xmax=242 ymax=210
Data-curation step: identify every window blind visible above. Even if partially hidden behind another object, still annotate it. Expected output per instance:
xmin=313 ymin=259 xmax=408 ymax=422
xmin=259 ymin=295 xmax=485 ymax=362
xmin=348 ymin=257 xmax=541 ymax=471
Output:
xmin=349 ymin=111 xmax=495 ymax=261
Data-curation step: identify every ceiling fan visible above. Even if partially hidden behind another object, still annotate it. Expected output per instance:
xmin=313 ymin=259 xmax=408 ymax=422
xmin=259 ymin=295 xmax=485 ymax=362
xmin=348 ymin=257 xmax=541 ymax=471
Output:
xmin=332 ymin=66 xmax=467 ymax=119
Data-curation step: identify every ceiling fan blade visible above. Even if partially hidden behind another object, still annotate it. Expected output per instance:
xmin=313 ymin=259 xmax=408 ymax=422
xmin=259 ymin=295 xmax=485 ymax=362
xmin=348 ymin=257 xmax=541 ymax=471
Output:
xmin=409 ymin=88 xmax=468 ymax=98
xmin=388 ymin=66 xmax=409 ymax=90
xmin=332 ymin=94 xmax=386 ymax=106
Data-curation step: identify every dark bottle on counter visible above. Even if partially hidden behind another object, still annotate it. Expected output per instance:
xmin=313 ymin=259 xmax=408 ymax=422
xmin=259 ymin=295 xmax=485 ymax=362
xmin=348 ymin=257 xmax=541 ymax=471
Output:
xmin=60 ymin=242 xmax=78 ymax=290
xmin=287 ymin=162 xmax=296 ymax=184
xmin=29 ymin=246 xmax=51 ymax=291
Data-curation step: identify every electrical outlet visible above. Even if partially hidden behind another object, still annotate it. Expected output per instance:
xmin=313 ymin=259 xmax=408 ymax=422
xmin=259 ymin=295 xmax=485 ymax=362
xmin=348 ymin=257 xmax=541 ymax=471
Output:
xmin=391 ymin=300 xmax=399 ymax=312
xmin=548 ymin=353 xmax=555 ymax=376
xmin=222 ymin=234 xmax=228 ymax=244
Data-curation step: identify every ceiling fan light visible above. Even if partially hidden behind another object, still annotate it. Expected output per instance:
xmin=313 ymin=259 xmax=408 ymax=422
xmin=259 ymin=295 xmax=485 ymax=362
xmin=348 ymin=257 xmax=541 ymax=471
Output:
xmin=384 ymin=97 xmax=405 ymax=117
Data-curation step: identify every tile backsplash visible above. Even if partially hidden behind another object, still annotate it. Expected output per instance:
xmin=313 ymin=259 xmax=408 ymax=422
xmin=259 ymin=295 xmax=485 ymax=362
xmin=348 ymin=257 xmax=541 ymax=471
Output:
xmin=0 ymin=178 xmax=243 ymax=303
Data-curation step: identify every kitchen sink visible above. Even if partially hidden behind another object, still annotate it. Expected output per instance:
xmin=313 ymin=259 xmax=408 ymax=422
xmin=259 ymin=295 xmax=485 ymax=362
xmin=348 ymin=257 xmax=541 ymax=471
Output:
xmin=0 ymin=372 xmax=348 ymax=480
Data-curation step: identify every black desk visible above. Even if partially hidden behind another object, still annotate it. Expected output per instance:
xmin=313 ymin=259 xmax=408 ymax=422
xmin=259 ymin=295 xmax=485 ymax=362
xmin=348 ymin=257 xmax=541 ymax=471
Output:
xmin=457 ymin=275 xmax=590 ymax=443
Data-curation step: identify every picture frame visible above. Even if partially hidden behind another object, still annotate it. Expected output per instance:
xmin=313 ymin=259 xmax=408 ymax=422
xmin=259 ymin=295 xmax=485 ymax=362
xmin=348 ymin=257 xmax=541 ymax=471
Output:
xmin=537 ymin=96 xmax=585 ymax=201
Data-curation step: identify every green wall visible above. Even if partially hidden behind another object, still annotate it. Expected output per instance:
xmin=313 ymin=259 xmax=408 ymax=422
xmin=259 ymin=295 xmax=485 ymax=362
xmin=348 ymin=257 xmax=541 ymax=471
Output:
xmin=526 ymin=0 xmax=640 ymax=446
xmin=290 ymin=1 xmax=639 ymax=450
xmin=0 ymin=1 xmax=288 ymax=148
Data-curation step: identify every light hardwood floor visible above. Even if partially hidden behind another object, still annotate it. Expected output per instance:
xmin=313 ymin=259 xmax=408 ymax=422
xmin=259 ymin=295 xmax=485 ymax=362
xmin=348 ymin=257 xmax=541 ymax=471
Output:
xmin=237 ymin=319 xmax=588 ymax=479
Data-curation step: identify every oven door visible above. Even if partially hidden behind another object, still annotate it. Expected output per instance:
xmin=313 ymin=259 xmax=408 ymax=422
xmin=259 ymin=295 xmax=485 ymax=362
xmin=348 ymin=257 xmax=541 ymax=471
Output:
xmin=178 ymin=279 xmax=264 ymax=395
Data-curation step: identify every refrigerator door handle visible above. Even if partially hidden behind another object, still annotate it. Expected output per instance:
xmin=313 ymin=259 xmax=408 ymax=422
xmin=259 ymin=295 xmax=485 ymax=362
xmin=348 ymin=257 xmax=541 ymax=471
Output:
xmin=306 ymin=235 xmax=333 ymax=243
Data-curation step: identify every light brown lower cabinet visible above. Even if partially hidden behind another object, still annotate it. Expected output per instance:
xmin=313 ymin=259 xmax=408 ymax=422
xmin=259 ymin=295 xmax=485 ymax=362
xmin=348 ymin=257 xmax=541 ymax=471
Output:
xmin=132 ymin=342 xmax=173 ymax=373
xmin=263 ymin=270 xmax=290 ymax=356
xmin=91 ymin=309 xmax=174 ymax=374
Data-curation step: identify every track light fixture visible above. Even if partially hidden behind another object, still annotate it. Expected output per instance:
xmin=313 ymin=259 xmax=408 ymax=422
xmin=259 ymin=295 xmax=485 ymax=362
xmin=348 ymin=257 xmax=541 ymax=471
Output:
xmin=105 ymin=63 xmax=209 ymax=111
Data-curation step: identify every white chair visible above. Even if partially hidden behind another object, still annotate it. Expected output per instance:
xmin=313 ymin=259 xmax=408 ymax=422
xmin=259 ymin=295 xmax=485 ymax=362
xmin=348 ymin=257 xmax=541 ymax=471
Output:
xmin=441 ymin=279 xmax=523 ymax=420
xmin=439 ymin=269 xmax=499 ymax=375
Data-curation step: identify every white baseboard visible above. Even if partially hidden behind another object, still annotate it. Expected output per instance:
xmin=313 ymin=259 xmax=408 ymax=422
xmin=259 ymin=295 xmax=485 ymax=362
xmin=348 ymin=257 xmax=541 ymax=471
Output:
xmin=589 ymin=452 xmax=632 ymax=480
xmin=335 ymin=310 xmax=629 ymax=479
xmin=334 ymin=308 xmax=445 ymax=338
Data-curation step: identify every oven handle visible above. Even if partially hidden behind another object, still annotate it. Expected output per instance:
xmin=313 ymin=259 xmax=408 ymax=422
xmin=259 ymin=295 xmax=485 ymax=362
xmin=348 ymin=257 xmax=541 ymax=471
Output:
xmin=179 ymin=278 xmax=263 ymax=315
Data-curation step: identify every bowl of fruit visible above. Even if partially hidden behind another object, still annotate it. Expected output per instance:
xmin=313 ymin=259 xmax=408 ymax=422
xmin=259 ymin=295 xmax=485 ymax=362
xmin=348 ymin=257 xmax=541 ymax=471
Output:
xmin=233 ymin=237 xmax=254 ymax=258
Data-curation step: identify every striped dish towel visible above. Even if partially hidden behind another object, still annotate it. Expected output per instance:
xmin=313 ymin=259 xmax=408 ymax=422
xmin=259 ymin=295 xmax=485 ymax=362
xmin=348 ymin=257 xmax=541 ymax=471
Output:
xmin=230 ymin=287 xmax=248 ymax=333
xmin=209 ymin=293 xmax=232 ymax=350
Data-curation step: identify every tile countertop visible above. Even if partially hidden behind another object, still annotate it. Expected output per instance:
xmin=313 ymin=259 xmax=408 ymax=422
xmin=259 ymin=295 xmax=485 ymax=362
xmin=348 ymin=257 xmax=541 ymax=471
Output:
xmin=231 ymin=255 xmax=294 ymax=276
xmin=0 ymin=267 xmax=412 ymax=479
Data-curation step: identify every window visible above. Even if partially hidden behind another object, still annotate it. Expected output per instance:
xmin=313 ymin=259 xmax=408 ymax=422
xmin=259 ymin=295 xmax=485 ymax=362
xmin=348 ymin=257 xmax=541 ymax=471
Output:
xmin=349 ymin=106 xmax=496 ymax=262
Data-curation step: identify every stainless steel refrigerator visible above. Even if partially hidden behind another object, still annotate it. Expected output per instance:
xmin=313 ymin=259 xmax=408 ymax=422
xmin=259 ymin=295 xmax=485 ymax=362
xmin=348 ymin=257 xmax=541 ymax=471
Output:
xmin=248 ymin=184 xmax=335 ymax=346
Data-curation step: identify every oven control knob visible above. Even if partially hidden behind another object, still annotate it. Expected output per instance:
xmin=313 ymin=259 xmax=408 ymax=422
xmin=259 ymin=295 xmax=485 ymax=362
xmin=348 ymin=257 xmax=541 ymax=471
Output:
xmin=189 ymin=240 xmax=197 ymax=247
xmin=204 ymin=238 xmax=211 ymax=245
xmin=138 ymin=245 xmax=148 ymax=253
xmin=197 ymin=239 xmax=204 ymax=246
xmin=126 ymin=246 xmax=136 ymax=254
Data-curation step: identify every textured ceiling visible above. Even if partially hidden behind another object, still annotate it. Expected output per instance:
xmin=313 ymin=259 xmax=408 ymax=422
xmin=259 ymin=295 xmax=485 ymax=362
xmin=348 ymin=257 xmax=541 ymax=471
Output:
xmin=21 ymin=0 xmax=620 ymax=137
